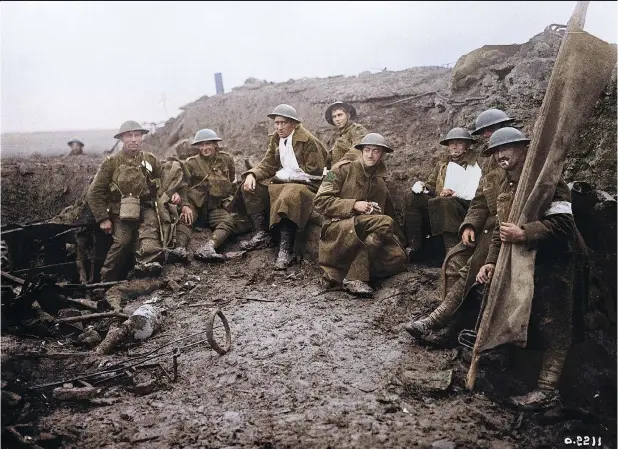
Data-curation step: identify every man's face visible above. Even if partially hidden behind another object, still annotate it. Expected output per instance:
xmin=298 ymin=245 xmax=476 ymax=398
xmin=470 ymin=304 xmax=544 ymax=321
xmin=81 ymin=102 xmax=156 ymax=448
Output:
xmin=481 ymin=124 xmax=501 ymax=140
xmin=274 ymin=116 xmax=297 ymax=139
xmin=120 ymin=131 xmax=143 ymax=156
xmin=494 ymin=144 xmax=527 ymax=171
xmin=197 ymin=141 xmax=218 ymax=157
xmin=331 ymin=108 xmax=349 ymax=129
xmin=69 ymin=143 xmax=83 ymax=152
xmin=362 ymin=145 xmax=384 ymax=167
xmin=447 ymin=140 xmax=470 ymax=160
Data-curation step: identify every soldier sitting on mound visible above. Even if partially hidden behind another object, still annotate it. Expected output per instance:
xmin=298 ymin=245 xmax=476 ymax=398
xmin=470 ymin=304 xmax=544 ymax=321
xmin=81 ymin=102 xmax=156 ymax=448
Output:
xmin=403 ymin=127 xmax=481 ymax=259
xmin=313 ymin=133 xmax=408 ymax=297
xmin=324 ymin=101 xmax=368 ymax=166
xmin=238 ymin=104 xmax=328 ymax=270
xmin=175 ymin=129 xmax=243 ymax=263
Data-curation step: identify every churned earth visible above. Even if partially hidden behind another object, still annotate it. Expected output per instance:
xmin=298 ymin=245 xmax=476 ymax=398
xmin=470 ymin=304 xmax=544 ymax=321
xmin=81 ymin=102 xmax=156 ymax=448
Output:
xmin=2 ymin=231 xmax=615 ymax=449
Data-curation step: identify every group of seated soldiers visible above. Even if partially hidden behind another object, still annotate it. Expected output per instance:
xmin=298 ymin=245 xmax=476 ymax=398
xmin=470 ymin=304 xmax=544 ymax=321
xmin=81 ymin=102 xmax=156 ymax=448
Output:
xmin=86 ymin=102 xmax=588 ymax=410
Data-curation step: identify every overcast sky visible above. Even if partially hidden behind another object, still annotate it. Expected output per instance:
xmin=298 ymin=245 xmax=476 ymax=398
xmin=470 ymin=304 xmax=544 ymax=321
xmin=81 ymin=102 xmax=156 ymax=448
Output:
xmin=1 ymin=1 xmax=616 ymax=133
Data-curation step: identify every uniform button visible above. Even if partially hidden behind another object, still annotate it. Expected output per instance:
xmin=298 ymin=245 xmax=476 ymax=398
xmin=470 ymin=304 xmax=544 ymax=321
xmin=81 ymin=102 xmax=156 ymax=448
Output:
xmin=484 ymin=230 xmax=488 ymax=233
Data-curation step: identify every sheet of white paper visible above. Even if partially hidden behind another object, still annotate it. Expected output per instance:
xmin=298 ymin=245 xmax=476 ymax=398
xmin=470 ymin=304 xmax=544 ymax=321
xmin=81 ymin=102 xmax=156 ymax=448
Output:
xmin=443 ymin=162 xmax=482 ymax=200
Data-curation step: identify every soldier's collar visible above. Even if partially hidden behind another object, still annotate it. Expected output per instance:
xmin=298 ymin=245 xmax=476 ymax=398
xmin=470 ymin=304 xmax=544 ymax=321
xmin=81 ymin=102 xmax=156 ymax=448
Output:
xmin=360 ymin=159 xmax=387 ymax=177
xmin=338 ymin=121 xmax=353 ymax=135
xmin=292 ymin=124 xmax=310 ymax=143
xmin=120 ymin=149 xmax=143 ymax=162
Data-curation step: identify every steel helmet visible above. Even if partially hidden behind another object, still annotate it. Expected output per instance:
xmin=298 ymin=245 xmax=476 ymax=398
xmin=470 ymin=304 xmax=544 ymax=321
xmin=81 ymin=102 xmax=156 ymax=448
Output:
xmin=114 ymin=120 xmax=149 ymax=139
xmin=439 ymin=127 xmax=476 ymax=146
xmin=354 ymin=133 xmax=393 ymax=153
xmin=67 ymin=139 xmax=84 ymax=146
xmin=482 ymin=127 xmax=530 ymax=155
xmin=325 ymin=101 xmax=357 ymax=126
xmin=191 ymin=128 xmax=222 ymax=146
xmin=267 ymin=104 xmax=301 ymax=122
xmin=471 ymin=108 xmax=514 ymax=135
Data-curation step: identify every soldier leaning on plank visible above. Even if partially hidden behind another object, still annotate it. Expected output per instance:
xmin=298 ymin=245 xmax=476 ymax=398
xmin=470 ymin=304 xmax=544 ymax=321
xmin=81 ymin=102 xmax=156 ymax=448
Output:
xmin=406 ymin=127 xmax=589 ymax=410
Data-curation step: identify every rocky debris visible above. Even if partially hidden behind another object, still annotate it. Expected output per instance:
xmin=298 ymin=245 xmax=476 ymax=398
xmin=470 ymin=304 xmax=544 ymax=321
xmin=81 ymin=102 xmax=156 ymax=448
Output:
xmin=52 ymin=386 xmax=98 ymax=401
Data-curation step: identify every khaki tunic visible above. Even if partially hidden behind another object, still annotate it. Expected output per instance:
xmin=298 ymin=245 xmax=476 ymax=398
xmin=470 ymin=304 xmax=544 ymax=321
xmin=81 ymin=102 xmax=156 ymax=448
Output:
xmin=158 ymin=157 xmax=189 ymax=248
xmin=437 ymin=149 xmax=500 ymax=298
xmin=313 ymin=158 xmax=407 ymax=283
xmin=242 ymin=124 xmax=327 ymax=230
xmin=330 ymin=122 xmax=369 ymax=166
xmin=484 ymin=170 xmax=588 ymax=349
xmin=177 ymin=151 xmax=239 ymax=246
xmin=403 ymin=151 xmax=479 ymax=243
xmin=86 ymin=150 xmax=166 ymax=281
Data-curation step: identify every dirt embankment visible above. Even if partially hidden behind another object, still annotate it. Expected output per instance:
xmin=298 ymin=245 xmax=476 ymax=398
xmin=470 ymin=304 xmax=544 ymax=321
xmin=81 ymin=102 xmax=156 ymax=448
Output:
xmin=2 ymin=29 xmax=616 ymax=225
xmin=1 ymin=155 xmax=104 ymax=224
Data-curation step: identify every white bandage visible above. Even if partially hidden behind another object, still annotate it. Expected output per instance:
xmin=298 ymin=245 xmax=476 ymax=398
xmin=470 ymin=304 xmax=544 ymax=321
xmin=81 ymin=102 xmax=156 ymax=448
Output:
xmin=543 ymin=201 xmax=573 ymax=216
xmin=412 ymin=181 xmax=426 ymax=194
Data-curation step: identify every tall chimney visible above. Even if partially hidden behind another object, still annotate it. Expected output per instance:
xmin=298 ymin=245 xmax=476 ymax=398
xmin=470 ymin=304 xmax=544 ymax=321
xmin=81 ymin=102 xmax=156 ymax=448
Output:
xmin=214 ymin=73 xmax=224 ymax=95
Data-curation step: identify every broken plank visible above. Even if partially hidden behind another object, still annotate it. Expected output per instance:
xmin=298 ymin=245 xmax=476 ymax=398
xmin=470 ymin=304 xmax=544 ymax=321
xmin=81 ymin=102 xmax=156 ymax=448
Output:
xmin=56 ymin=312 xmax=129 ymax=323
xmin=1 ymin=271 xmax=25 ymax=285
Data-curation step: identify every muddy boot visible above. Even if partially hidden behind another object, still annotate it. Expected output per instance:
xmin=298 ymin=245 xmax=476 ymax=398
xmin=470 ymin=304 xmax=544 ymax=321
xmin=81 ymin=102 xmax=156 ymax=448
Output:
xmin=442 ymin=232 xmax=460 ymax=253
xmin=195 ymin=240 xmax=225 ymax=263
xmin=421 ymin=320 xmax=459 ymax=347
xmin=405 ymin=279 xmax=465 ymax=342
xmin=165 ymin=247 xmax=189 ymax=264
xmin=131 ymin=262 xmax=163 ymax=279
xmin=239 ymin=213 xmax=274 ymax=251
xmin=509 ymin=389 xmax=561 ymax=411
xmin=343 ymin=279 xmax=374 ymax=297
xmin=274 ymin=220 xmax=296 ymax=270
xmin=318 ymin=275 xmax=343 ymax=292
xmin=404 ymin=317 xmax=436 ymax=339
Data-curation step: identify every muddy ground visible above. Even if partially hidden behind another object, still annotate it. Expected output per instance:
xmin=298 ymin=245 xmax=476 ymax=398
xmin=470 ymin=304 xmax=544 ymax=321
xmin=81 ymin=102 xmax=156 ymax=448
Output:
xmin=2 ymin=230 xmax=615 ymax=449
xmin=1 ymin=26 xmax=616 ymax=449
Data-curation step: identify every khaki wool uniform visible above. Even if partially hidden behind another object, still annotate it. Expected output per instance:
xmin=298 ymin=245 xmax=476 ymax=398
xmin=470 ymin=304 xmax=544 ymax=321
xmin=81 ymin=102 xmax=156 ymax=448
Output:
xmin=427 ymin=168 xmax=588 ymax=354
xmin=437 ymin=148 xmax=500 ymax=299
xmin=87 ymin=151 xmax=165 ymax=282
xmin=330 ymin=122 xmax=369 ymax=166
xmin=313 ymin=158 xmax=408 ymax=283
xmin=242 ymin=124 xmax=328 ymax=230
xmin=177 ymin=151 xmax=240 ymax=248
xmin=157 ymin=157 xmax=190 ymax=249
xmin=403 ymin=151 xmax=479 ymax=246
xmin=484 ymin=171 xmax=588 ymax=389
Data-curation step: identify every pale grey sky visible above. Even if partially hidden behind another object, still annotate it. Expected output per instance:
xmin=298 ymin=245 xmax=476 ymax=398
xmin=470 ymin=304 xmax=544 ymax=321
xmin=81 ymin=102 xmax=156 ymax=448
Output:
xmin=1 ymin=1 xmax=616 ymax=133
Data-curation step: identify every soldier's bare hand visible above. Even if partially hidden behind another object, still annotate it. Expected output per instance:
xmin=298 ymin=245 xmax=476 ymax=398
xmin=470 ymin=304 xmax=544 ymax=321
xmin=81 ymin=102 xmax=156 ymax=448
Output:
xmin=180 ymin=206 xmax=193 ymax=225
xmin=476 ymin=263 xmax=495 ymax=284
xmin=243 ymin=174 xmax=256 ymax=192
xmin=462 ymin=226 xmax=476 ymax=247
xmin=499 ymin=222 xmax=526 ymax=243
xmin=99 ymin=219 xmax=113 ymax=234
xmin=440 ymin=188 xmax=455 ymax=197
xmin=171 ymin=192 xmax=181 ymax=205
xmin=353 ymin=201 xmax=372 ymax=214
